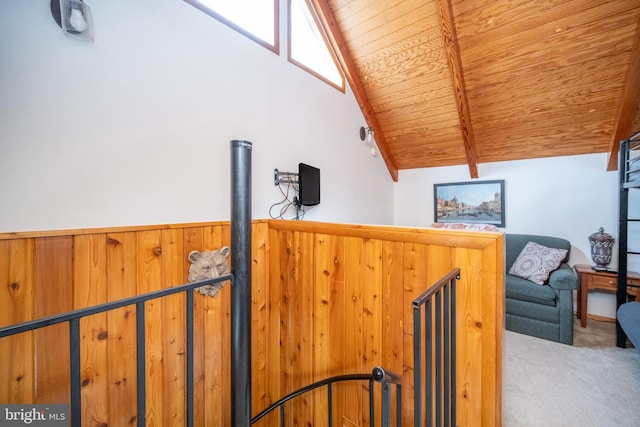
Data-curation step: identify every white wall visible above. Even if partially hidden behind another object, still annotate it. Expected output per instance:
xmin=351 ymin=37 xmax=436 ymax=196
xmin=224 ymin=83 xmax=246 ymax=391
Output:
xmin=393 ymin=153 xmax=636 ymax=319
xmin=0 ymin=0 xmax=393 ymax=233
xmin=3 ymin=2 xmax=636 ymax=319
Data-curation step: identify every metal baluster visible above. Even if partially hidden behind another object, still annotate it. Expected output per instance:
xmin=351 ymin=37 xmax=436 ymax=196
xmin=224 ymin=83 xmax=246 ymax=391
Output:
xmin=413 ymin=303 xmax=423 ymax=426
xmin=69 ymin=318 xmax=81 ymax=427
xmin=370 ymin=378 xmax=375 ymax=427
xmin=435 ymin=292 xmax=442 ymax=427
xmin=381 ymin=382 xmax=390 ymax=427
xmin=136 ymin=301 xmax=146 ymax=427
xmin=451 ymin=274 xmax=458 ymax=426
xmin=443 ymin=284 xmax=450 ymax=427
xmin=426 ymin=299 xmax=433 ymax=427
xmin=186 ymin=290 xmax=194 ymax=427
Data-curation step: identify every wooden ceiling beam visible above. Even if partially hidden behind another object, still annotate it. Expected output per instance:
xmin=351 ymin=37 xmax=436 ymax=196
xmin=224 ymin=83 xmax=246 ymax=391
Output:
xmin=436 ymin=0 xmax=479 ymax=178
xmin=606 ymin=14 xmax=640 ymax=171
xmin=311 ymin=0 xmax=399 ymax=182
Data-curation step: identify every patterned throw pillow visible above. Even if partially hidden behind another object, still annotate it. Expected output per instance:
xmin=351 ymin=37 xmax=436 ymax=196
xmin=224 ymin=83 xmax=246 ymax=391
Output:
xmin=508 ymin=241 xmax=568 ymax=285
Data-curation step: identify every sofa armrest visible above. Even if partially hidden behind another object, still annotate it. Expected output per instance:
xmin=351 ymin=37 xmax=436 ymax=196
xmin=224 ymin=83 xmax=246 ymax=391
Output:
xmin=548 ymin=264 xmax=578 ymax=290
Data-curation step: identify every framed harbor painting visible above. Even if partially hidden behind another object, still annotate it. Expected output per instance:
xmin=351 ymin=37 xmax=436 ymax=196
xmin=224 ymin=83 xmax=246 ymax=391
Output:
xmin=434 ymin=180 xmax=505 ymax=227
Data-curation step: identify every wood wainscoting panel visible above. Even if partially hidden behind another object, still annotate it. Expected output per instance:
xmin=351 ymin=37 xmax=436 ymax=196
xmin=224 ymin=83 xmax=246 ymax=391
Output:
xmin=182 ymin=226 xmax=206 ymax=426
xmin=136 ymin=229 xmax=164 ymax=426
xmin=381 ymin=240 xmax=405 ymax=424
xmin=313 ymin=233 xmax=346 ymax=426
xmin=34 ymin=236 xmax=73 ymax=405
xmin=0 ymin=220 xmax=502 ymax=427
xmin=106 ymin=231 xmax=140 ymax=427
xmin=160 ymin=228 xmax=186 ymax=426
xmin=267 ymin=220 xmax=504 ymax=427
xmin=0 ymin=238 xmax=35 ymax=404
xmin=74 ymin=234 xmax=109 ymax=426
xmin=249 ymin=222 xmax=271 ymax=422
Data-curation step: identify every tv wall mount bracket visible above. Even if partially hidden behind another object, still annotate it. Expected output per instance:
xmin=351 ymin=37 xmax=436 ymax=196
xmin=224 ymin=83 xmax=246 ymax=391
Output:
xmin=274 ymin=168 xmax=299 ymax=186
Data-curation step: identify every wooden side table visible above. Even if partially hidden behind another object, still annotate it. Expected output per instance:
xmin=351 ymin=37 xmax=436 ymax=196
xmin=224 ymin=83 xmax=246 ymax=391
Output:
xmin=574 ymin=264 xmax=640 ymax=328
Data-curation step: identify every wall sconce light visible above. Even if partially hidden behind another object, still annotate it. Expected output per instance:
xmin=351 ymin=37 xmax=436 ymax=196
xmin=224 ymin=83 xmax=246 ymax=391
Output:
xmin=359 ymin=126 xmax=378 ymax=157
xmin=50 ymin=0 xmax=94 ymax=43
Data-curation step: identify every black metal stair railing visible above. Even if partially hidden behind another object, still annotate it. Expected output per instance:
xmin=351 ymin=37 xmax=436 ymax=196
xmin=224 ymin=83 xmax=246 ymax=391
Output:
xmin=0 ymin=274 xmax=232 ymax=427
xmin=251 ymin=366 xmax=402 ymax=427
xmin=413 ymin=268 xmax=460 ymax=427
xmin=0 ymin=271 xmax=463 ymax=427
xmin=0 ymin=273 xmax=403 ymax=427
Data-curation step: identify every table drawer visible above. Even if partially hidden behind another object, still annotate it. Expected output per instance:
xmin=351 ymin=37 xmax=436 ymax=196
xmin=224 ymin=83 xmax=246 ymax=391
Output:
xmin=627 ymin=277 xmax=640 ymax=286
xmin=589 ymin=274 xmax=617 ymax=290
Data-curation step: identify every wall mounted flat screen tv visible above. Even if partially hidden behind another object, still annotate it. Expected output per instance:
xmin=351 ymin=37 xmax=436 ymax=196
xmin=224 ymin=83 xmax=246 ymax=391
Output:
xmin=298 ymin=163 xmax=320 ymax=206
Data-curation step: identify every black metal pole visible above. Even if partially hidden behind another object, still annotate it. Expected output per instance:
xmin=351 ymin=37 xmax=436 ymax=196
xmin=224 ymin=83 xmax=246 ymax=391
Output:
xmin=617 ymin=138 xmax=629 ymax=348
xmin=230 ymin=140 xmax=252 ymax=426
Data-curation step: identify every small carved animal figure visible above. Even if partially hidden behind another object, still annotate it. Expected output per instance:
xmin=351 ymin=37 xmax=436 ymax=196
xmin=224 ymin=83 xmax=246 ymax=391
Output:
xmin=188 ymin=247 xmax=230 ymax=297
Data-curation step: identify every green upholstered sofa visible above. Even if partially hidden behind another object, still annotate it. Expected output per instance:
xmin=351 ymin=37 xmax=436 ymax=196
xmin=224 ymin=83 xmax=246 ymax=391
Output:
xmin=505 ymin=234 xmax=578 ymax=345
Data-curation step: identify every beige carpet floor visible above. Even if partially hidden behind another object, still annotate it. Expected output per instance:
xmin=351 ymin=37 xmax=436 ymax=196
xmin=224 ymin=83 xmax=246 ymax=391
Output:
xmin=503 ymin=318 xmax=640 ymax=427
xmin=573 ymin=318 xmax=619 ymax=348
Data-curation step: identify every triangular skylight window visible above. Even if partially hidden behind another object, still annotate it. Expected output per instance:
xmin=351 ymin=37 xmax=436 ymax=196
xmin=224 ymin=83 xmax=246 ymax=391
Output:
xmin=288 ymin=0 xmax=345 ymax=91
xmin=185 ymin=0 xmax=279 ymax=52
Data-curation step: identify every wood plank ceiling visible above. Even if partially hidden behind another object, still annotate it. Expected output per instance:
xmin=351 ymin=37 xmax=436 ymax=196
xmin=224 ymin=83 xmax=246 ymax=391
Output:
xmin=314 ymin=0 xmax=640 ymax=181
